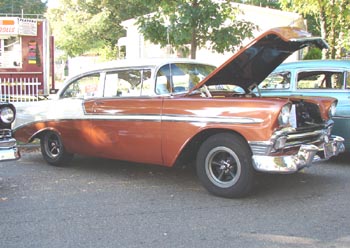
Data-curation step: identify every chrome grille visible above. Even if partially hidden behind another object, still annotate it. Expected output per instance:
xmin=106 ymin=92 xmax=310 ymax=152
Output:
xmin=0 ymin=129 xmax=12 ymax=139
xmin=249 ymin=141 xmax=273 ymax=155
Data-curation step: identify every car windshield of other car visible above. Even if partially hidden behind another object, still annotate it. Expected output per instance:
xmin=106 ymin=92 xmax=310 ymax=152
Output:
xmin=155 ymin=63 xmax=215 ymax=94
xmin=259 ymin=72 xmax=291 ymax=90
xmin=297 ymin=71 xmax=344 ymax=89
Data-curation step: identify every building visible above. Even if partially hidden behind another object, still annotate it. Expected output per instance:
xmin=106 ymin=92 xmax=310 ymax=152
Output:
xmin=119 ymin=3 xmax=305 ymax=65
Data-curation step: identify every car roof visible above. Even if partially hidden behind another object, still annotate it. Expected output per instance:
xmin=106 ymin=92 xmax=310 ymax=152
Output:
xmin=73 ymin=58 xmax=214 ymax=74
xmin=276 ymin=60 xmax=350 ymax=70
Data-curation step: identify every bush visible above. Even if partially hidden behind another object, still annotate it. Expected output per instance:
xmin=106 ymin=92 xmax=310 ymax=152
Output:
xmin=303 ymin=47 xmax=322 ymax=60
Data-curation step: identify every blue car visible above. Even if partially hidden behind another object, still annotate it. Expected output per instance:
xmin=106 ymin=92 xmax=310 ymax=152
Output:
xmin=257 ymin=60 xmax=350 ymax=151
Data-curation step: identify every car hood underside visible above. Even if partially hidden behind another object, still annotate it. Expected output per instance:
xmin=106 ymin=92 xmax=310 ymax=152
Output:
xmin=193 ymin=27 xmax=329 ymax=91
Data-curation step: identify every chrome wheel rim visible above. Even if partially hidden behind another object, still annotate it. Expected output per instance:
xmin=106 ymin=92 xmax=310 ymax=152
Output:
xmin=205 ymin=146 xmax=241 ymax=188
xmin=45 ymin=133 xmax=62 ymax=159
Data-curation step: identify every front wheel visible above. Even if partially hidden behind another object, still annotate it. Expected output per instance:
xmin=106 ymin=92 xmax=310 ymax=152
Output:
xmin=196 ymin=133 xmax=254 ymax=198
xmin=40 ymin=131 xmax=74 ymax=166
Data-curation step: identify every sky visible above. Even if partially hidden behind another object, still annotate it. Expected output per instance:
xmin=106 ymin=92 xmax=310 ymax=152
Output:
xmin=46 ymin=0 xmax=59 ymax=8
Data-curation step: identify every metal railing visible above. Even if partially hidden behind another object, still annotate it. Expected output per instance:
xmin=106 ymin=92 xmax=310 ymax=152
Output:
xmin=0 ymin=77 xmax=41 ymax=102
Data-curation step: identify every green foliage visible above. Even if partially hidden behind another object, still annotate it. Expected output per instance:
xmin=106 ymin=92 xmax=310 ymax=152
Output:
xmin=137 ymin=0 xmax=257 ymax=59
xmin=303 ymin=47 xmax=322 ymax=60
xmin=279 ymin=0 xmax=350 ymax=59
xmin=47 ymin=0 xmax=158 ymax=58
xmin=0 ymin=0 xmax=47 ymax=15
xmin=235 ymin=0 xmax=280 ymax=9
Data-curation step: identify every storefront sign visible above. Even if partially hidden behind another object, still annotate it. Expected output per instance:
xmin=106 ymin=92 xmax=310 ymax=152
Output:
xmin=0 ymin=18 xmax=18 ymax=35
xmin=18 ymin=18 xmax=37 ymax=36
xmin=0 ymin=17 xmax=37 ymax=36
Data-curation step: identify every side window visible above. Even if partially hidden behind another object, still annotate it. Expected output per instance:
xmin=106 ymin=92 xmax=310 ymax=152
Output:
xmin=346 ymin=71 xmax=350 ymax=89
xmin=297 ymin=71 xmax=344 ymax=89
xmin=259 ymin=72 xmax=291 ymax=90
xmin=104 ymin=69 xmax=152 ymax=97
xmin=61 ymin=73 xmax=100 ymax=99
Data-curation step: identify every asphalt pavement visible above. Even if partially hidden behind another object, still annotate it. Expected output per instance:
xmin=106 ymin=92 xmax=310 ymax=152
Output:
xmin=1 ymin=148 xmax=350 ymax=248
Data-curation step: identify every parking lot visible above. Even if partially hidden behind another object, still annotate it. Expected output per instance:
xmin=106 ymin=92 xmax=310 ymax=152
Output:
xmin=1 ymin=148 xmax=350 ymax=248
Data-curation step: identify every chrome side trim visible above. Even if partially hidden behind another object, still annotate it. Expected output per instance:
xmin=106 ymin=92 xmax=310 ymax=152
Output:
xmin=14 ymin=114 xmax=264 ymax=131
xmin=161 ymin=115 xmax=263 ymax=124
xmin=85 ymin=113 xmax=263 ymax=124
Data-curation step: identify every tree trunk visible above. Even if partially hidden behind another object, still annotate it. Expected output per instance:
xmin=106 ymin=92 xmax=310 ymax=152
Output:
xmin=190 ymin=0 xmax=198 ymax=59
xmin=190 ymin=28 xmax=197 ymax=59
xmin=318 ymin=5 xmax=328 ymax=59
xmin=329 ymin=0 xmax=337 ymax=59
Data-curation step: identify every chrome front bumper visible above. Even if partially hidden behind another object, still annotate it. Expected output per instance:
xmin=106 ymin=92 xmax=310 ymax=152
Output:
xmin=0 ymin=138 xmax=20 ymax=161
xmin=252 ymin=135 xmax=345 ymax=173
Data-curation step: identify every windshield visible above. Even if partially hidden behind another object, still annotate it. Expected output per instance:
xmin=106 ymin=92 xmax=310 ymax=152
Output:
xmin=155 ymin=63 xmax=216 ymax=94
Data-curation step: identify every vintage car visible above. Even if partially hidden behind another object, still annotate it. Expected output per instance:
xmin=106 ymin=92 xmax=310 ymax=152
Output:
xmin=257 ymin=60 xmax=350 ymax=151
xmin=0 ymin=102 xmax=20 ymax=161
xmin=13 ymin=27 xmax=345 ymax=198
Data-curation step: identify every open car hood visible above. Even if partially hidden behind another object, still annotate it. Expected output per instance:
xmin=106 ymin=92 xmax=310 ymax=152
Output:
xmin=191 ymin=27 xmax=328 ymax=92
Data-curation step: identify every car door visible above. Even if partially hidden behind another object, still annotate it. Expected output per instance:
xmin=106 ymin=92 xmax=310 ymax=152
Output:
xmin=83 ymin=68 xmax=164 ymax=165
xmin=56 ymin=71 xmax=104 ymax=156
xmin=294 ymin=69 xmax=350 ymax=117
xmin=294 ymin=68 xmax=350 ymax=149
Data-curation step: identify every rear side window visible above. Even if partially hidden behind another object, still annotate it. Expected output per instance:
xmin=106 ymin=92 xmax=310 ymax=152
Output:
xmin=61 ymin=73 xmax=100 ymax=99
xmin=297 ymin=71 xmax=344 ymax=89
xmin=346 ymin=71 xmax=350 ymax=89
xmin=104 ymin=69 xmax=152 ymax=97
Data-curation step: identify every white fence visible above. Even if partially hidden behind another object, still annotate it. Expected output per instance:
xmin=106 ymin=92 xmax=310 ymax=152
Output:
xmin=0 ymin=77 xmax=41 ymax=102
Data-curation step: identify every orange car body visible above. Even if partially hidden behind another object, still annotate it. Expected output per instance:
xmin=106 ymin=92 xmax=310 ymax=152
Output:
xmin=14 ymin=95 xmax=336 ymax=167
xmin=12 ymin=27 xmax=345 ymax=197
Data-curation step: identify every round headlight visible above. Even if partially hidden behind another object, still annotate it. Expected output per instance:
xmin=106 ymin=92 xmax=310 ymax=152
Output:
xmin=278 ymin=104 xmax=291 ymax=126
xmin=329 ymin=102 xmax=337 ymax=118
xmin=0 ymin=106 xmax=15 ymax=124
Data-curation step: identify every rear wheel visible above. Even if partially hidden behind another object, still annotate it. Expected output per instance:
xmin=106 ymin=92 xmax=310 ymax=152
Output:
xmin=196 ymin=133 xmax=254 ymax=198
xmin=40 ymin=131 xmax=73 ymax=166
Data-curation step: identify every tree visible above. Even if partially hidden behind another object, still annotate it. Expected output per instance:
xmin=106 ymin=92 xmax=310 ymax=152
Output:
xmin=236 ymin=0 xmax=280 ymax=9
xmin=47 ymin=0 xmax=158 ymax=59
xmin=0 ymin=0 xmax=47 ymax=16
xmin=137 ymin=0 xmax=257 ymax=59
xmin=279 ymin=0 xmax=350 ymax=59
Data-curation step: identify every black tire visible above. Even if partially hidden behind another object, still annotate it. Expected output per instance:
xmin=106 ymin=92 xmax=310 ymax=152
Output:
xmin=196 ymin=133 xmax=254 ymax=198
xmin=40 ymin=131 xmax=74 ymax=166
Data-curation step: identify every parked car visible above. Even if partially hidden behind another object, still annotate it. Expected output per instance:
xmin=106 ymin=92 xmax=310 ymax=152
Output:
xmin=0 ymin=102 xmax=20 ymax=161
xmin=257 ymin=60 xmax=350 ymax=151
xmin=13 ymin=27 xmax=345 ymax=198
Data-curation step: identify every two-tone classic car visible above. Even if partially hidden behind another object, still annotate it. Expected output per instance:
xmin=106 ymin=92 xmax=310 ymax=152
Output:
xmin=0 ymin=102 xmax=20 ymax=161
xmin=13 ymin=27 xmax=345 ymax=198
xmin=257 ymin=60 xmax=350 ymax=151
